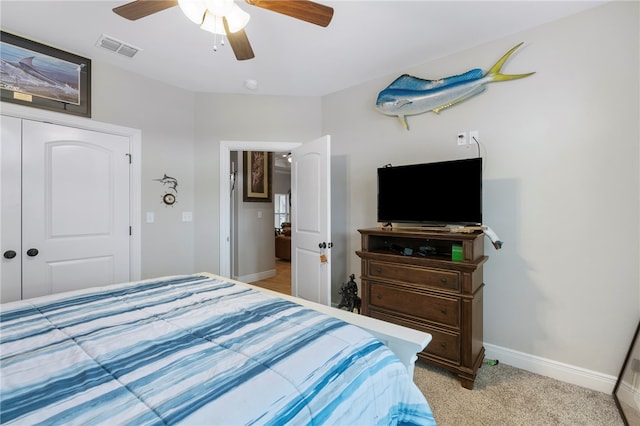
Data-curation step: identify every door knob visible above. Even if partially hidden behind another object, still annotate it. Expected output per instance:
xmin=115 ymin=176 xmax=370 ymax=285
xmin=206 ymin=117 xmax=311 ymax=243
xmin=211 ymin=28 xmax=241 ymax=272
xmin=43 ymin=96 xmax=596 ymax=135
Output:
xmin=26 ymin=248 xmax=39 ymax=257
xmin=3 ymin=250 xmax=16 ymax=259
xmin=319 ymin=242 xmax=326 ymax=249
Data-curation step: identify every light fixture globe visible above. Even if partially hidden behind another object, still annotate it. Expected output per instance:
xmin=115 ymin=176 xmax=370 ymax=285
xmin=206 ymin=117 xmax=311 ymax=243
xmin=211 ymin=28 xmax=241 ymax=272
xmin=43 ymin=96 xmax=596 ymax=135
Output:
xmin=177 ymin=0 xmax=208 ymax=24
xmin=204 ymin=0 xmax=234 ymax=16
xmin=178 ymin=0 xmax=249 ymax=34
xmin=200 ymin=3 xmax=250 ymax=35
xmin=224 ymin=4 xmax=251 ymax=33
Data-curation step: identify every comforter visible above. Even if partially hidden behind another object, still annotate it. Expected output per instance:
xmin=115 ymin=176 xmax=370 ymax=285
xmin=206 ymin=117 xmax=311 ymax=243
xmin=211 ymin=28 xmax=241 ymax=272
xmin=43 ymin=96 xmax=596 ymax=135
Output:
xmin=0 ymin=275 xmax=435 ymax=425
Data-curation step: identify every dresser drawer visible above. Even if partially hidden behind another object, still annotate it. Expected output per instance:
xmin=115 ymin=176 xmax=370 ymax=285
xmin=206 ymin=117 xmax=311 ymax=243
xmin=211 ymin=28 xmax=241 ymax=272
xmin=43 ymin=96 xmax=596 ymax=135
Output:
xmin=368 ymin=282 xmax=459 ymax=328
xmin=424 ymin=328 xmax=460 ymax=363
xmin=368 ymin=260 xmax=460 ymax=292
xmin=369 ymin=310 xmax=460 ymax=363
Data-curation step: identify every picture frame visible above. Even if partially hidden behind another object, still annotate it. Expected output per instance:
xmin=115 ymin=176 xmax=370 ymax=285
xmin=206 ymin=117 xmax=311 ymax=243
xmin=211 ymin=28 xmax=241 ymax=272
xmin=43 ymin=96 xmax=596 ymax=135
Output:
xmin=243 ymin=151 xmax=273 ymax=203
xmin=1 ymin=31 xmax=91 ymax=117
xmin=614 ymin=321 xmax=640 ymax=426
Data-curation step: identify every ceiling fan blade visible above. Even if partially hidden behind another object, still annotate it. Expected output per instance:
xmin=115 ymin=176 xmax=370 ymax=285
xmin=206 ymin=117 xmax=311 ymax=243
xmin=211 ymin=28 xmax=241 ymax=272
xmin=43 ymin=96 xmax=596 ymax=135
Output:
xmin=224 ymin=17 xmax=255 ymax=61
xmin=245 ymin=0 xmax=333 ymax=27
xmin=113 ymin=0 xmax=178 ymax=21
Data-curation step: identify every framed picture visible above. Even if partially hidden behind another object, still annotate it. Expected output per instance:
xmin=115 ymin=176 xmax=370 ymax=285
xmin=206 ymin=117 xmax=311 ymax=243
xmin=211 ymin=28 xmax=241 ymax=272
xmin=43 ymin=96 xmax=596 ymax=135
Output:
xmin=614 ymin=321 xmax=640 ymax=426
xmin=243 ymin=151 xmax=273 ymax=203
xmin=1 ymin=31 xmax=91 ymax=117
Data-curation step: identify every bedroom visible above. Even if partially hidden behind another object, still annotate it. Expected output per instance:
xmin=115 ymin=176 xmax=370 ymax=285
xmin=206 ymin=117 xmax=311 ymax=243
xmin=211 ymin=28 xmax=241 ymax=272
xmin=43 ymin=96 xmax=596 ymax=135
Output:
xmin=0 ymin=0 xmax=638 ymax=421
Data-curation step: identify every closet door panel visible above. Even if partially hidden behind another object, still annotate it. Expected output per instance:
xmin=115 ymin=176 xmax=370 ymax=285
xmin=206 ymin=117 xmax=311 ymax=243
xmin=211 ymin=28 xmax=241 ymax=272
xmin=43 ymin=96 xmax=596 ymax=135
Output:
xmin=0 ymin=116 xmax=23 ymax=303
xmin=21 ymin=120 xmax=131 ymax=299
xmin=48 ymin=142 xmax=113 ymax=236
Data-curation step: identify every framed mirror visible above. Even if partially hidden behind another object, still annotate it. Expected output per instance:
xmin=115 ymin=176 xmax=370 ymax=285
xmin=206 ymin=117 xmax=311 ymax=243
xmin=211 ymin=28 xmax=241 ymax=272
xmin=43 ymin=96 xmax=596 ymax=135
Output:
xmin=614 ymin=321 xmax=640 ymax=425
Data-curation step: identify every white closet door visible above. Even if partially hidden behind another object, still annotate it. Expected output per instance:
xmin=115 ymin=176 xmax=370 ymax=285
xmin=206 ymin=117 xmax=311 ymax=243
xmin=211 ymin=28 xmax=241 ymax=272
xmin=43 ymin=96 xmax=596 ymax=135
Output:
xmin=21 ymin=120 xmax=131 ymax=298
xmin=0 ymin=116 xmax=23 ymax=302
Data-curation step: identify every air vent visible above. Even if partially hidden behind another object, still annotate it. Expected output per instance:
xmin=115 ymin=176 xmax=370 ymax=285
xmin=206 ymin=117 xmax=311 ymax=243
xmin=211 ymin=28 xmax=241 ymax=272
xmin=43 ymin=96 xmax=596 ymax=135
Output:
xmin=96 ymin=34 xmax=142 ymax=59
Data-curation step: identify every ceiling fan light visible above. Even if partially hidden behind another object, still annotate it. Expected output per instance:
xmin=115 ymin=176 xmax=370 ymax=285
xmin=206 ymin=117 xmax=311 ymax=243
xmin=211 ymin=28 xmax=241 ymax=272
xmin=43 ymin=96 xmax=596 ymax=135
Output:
xmin=200 ymin=10 xmax=226 ymax=35
xmin=225 ymin=4 xmax=250 ymax=33
xmin=201 ymin=4 xmax=249 ymax=35
xmin=178 ymin=0 xmax=208 ymax=24
xmin=204 ymin=0 xmax=234 ymax=16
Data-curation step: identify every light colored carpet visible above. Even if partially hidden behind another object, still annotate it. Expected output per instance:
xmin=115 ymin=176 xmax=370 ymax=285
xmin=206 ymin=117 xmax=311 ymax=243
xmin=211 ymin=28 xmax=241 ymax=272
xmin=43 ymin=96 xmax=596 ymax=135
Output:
xmin=413 ymin=361 xmax=624 ymax=425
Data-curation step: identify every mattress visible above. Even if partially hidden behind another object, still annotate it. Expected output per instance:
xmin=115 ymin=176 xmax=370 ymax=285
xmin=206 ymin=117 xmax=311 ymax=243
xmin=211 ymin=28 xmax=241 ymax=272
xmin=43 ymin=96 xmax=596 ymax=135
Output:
xmin=0 ymin=274 xmax=435 ymax=425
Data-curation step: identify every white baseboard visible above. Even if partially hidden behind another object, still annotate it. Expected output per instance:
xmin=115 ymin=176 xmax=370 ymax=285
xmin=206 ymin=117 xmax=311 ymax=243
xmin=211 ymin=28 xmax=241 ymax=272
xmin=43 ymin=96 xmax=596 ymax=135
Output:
xmin=616 ymin=380 xmax=638 ymax=411
xmin=234 ymin=269 xmax=276 ymax=284
xmin=484 ymin=343 xmax=618 ymax=394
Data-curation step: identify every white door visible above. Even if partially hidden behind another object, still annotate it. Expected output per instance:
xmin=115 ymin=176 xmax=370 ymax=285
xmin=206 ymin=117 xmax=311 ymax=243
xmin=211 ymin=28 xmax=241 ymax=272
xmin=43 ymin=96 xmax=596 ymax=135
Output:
xmin=0 ymin=116 xmax=23 ymax=302
xmin=291 ymin=135 xmax=331 ymax=305
xmin=13 ymin=120 xmax=131 ymax=299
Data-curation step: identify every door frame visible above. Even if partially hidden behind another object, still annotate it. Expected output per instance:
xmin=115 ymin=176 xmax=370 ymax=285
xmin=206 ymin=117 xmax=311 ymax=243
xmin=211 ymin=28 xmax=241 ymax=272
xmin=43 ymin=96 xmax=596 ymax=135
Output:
xmin=1 ymin=103 xmax=142 ymax=281
xmin=219 ymin=140 xmax=301 ymax=278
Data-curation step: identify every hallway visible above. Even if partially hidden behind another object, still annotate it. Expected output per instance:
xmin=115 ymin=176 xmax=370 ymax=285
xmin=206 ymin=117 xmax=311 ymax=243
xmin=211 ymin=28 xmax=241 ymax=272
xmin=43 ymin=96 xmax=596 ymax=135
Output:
xmin=252 ymin=259 xmax=291 ymax=295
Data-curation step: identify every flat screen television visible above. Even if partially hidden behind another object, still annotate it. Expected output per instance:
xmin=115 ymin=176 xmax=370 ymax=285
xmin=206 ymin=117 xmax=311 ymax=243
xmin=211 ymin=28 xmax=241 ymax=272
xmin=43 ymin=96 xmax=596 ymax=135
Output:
xmin=377 ymin=157 xmax=482 ymax=226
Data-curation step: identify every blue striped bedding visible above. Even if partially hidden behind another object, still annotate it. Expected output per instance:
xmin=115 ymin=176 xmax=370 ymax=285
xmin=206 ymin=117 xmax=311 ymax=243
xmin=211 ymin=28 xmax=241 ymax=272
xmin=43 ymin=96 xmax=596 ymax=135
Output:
xmin=0 ymin=275 xmax=435 ymax=425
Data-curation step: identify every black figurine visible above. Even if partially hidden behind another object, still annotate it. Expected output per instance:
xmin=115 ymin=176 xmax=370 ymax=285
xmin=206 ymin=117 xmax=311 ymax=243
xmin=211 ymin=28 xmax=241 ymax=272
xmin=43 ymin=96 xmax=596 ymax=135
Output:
xmin=337 ymin=274 xmax=361 ymax=314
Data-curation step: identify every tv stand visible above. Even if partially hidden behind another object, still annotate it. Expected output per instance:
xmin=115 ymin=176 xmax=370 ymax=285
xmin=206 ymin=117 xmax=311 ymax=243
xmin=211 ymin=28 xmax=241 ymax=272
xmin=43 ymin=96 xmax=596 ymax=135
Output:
xmin=381 ymin=223 xmax=492 ymax=235
xmin=356 ymin=227 xmax=487 ymax=389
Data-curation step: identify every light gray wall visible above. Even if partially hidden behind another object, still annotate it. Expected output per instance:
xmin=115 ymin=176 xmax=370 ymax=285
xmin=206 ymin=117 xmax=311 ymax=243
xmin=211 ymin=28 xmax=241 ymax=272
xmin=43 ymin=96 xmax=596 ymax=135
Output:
xmin=331 ymin=155 xmax=349 ymax=303
xmin=192 ymin=94 xmax=322 ymax=274
xmin=234 ymin=152 xmax=275 ymax=280
xmin=91 ymin=63 xmax=196 ymax=279
xmin=322 ymin=1 xmax=639 ymax=377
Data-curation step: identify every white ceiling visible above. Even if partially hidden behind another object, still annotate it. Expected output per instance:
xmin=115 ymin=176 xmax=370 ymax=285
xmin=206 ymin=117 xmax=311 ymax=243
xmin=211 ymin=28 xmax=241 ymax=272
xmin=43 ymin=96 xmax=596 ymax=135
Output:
xmin=1 ymin=0 xmax=606 ymax=96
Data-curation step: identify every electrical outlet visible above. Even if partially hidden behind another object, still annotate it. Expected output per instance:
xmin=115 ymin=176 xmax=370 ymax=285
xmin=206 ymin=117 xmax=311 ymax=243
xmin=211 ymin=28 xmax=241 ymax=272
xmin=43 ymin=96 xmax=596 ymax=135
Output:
xmin=457 ymin=132 xmax=467 ymax=145
xmin=469 ymin=130 xmax=479 ymax=145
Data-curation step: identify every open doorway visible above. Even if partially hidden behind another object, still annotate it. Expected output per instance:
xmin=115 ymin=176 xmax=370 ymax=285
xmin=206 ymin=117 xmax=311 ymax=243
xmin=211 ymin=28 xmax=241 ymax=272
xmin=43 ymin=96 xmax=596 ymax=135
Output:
xmin=220 ymin=137 xmax=340 ymax=307
xmin=218 ymin=141 xmax=301 ymax=282
xmin=265 ymin=152 xmax=293 ymax=293
xmin=234 ymin=150 xmax=292 ymax=294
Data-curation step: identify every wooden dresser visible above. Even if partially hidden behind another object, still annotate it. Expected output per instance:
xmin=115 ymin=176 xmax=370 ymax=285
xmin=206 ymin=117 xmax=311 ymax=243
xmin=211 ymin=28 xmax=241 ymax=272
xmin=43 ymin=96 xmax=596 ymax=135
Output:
xmin=356 ymin=227 xmax=487 ymax=389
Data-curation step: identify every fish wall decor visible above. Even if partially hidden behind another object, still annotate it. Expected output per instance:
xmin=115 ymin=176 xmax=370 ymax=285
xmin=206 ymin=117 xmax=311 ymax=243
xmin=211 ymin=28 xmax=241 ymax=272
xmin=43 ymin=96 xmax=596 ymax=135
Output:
xmin=375 ymin=42 xmax=535 ymax=130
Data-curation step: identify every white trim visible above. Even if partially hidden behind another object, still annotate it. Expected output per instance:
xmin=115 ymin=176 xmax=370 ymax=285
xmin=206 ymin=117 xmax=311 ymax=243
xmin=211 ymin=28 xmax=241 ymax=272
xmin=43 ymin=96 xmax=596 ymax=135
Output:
xmin=129 ymin=132 xmax=142 ymax=281
xmin=219 ymin=140 xmax=301 ymax=278
xmin=484 ymin=343 xmax=618 ymax=393
xmin=234 ymin=269 xmax=276 ymax=284
xmin=1 ymin=103 xmax=142 ymax=281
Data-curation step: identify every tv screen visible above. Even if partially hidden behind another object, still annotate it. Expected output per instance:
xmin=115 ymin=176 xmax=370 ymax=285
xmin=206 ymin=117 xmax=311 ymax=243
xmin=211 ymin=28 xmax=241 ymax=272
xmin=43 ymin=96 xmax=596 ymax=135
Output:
xmin=377 ymin=157 xmax=482 ymax=225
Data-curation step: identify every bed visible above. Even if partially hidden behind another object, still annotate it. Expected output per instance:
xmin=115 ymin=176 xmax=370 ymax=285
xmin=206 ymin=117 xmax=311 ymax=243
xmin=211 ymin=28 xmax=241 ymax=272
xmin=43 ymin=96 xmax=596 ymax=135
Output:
xmin=0 ymin=273 xmax=435 ymax=425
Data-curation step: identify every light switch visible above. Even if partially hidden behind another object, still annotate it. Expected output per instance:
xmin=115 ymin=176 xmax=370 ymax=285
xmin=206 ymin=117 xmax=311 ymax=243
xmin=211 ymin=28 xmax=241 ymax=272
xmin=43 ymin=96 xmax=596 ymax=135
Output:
xmin=257 ymin=211 xmax=262 ymax=219
xmin=182 ymin=211 xmax=193 ymax=222
xmin=146 ymin=212 xmax=154 ymax=223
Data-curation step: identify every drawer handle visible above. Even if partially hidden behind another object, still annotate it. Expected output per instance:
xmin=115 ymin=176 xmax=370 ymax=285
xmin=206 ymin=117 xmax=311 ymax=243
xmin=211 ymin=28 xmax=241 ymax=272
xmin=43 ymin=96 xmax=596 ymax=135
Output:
xmin=440 ymin=308 xmax=447 ymax=315
xmin=375 ymin=293 xmax=383 ymax=300
xmin=440 ymin=278 xmax=447 ymax=283
xmin=440 ymin=342 xmax=447 ymax=348
xmin=375 ymin=268 xmax=382 ymax=274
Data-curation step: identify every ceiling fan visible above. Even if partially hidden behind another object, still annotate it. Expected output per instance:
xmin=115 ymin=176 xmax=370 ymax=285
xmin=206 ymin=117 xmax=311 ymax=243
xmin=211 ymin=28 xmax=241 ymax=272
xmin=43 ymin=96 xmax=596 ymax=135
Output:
xmin=113 ymin=0 xmax=334 ymax=61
